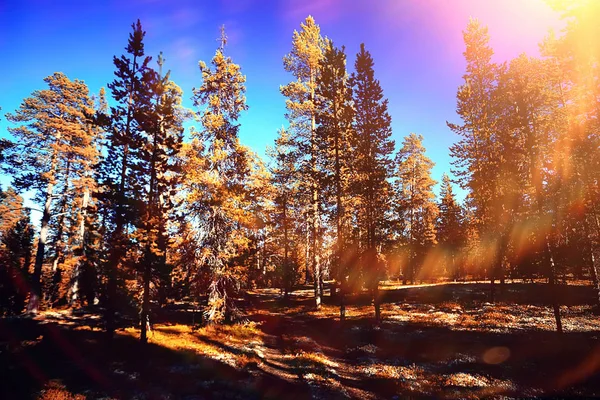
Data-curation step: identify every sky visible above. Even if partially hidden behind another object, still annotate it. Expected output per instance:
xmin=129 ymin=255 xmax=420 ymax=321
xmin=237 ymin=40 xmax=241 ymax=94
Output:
xmin=0 ymin=0 xmax=565 ymax=205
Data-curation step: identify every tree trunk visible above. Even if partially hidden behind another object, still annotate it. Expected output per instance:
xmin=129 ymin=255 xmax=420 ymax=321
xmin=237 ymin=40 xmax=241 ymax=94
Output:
xmin=140 ymin=258 xmax=151 ymax=343
xmin=28 ymin=182 xmax=54 ymax=314
xmin=585 ymin=197 xmax=600 ymax=309
xmin=545 ymin=235 xmax=563 ymax=333
xmin=374 ymin=284 xmax=381 ymax=324
xmin=49 ymin=161 xmax=72 ymax=307
xmin=283 ymin=196 xmax=290 ymax=301
xmin=339 ymin=280 xmax=345 ymax=322
xmin=490 ymin=269 xmax=495 ymax=303
xmin=311 ymin=106 xmax=321 ymax=310
xmin=590 ymin=246 xmax=600 ymax=309
xmin=71 ymin=186 xmax=90 ymax=306
xmin=305 ymin=215 xmax=310 ymax=285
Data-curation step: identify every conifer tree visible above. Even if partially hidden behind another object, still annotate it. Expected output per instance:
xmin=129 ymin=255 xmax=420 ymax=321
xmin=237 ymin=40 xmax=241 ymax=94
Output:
xmin=350 ymin=43 xmax=395 ymax=322
xmin=72 ymin=88 xmax=107 ymax=307
xmin=269 ymin=128 xmax=300 ymax=299
xmin=245 ymin=152 xmax=273 ymax=288
xmin=395 ymin=133 xmax=438 ymax=284
xmin=0 ymin=187 xmax=27 ymax=236
xmin=448 ymin=19 xmax=505 ymax=300
xmin=281 ymin=16 xmax=325 ymax=308
xmin=351 ymin=44 xmax=394 ymax=321
xmin=137 ymin=52 xmax=185 ymax=342
xmin=315 ymin=39 xmax=354 ymax=320
xmin=436 ymin=174 xmax=464 ymax=280
xmin=102 ymin=19 xmax=152 ymax=337
xmin=4 ymin=72 xmax=95 ymax=313
xmin=0 ymin=188 xmax=33 ymax=316
xmin=186 ymin=26 xmax=251 ymax=323
xmin=545 ymin=0 xmax=600 ymax=315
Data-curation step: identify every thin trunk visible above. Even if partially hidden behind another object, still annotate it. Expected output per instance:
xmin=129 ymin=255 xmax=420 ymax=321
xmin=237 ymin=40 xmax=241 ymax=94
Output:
xmin=107 ymin=50 xmax=137 ymax=339
xmin=305 ymin=213 xmax=310 ymax=285
xmin=591 ymin=246 xmax=600 ymax=309
xmin=584 ymin=209 xmax=600 ymax=309
xmin=490 ymin=267 xmax=495 ymax=303
xmin=50 ymin=161 xmax=72 ymax=306
xmin=28 ymin=130 xmax=62 ymax=314
xmin=583 ymin=167 xmax=600 ymax=309
xmin=374 ymin=284 xmax=381 ymax=324
xmin=283 ymin=196 xmax=290 ymax=300
xmin=71 ymin=185 xmax=90 ymax=306
xmin=140 ymin=255 xmax=152 ymax=343
xmin=545 ymin=235 xmax=563 ymax=333
xmin=141 ymin=110 xmax=159 ymax=344
xmin=310 ymin=75 xmax=321 ymax=310
xmin=28 ymin=181 xmax=54 ymax=314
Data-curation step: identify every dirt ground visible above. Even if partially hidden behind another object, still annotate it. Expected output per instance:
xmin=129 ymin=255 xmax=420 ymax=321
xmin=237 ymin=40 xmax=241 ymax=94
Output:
xmin=1 ymin=281 xmax=599 ymax=399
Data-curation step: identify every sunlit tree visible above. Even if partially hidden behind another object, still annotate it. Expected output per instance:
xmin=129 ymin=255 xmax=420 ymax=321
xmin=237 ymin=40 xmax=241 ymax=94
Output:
xmin=281 ymin=16 xmax=326 ymax=308
xmin=395 ymin=133 xmax=437 ymax=284
xmin=315 ymin=39 xmax=354 ymax=320
xmin=4 ymin=72 xmax=95 ymax=313
xmin=186 ymin=27 xmax=251 ymax=323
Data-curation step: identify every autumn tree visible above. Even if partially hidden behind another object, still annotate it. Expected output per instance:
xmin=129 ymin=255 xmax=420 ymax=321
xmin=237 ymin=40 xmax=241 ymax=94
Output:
xmin=72 ymin=88 xmax=108 ymax=307
xmin=3 ymin=72 xmax=95 ymax=313
xmin=186 ymin=27 xmax=251 ymax=323
xmin=245 ymin=151 xmax=274 ymax=288
xmin=281 ymin=16 xmax=326 ymax=308
xmin=0 ymin=187 xmax=33 ymax=316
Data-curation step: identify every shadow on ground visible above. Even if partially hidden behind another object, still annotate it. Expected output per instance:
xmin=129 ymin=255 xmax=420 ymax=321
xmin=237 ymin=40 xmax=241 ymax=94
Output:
xmin=0 ymin=317 xmax=309 ymax=400
xmin=1 ymin=282 xmax=599 ymax=399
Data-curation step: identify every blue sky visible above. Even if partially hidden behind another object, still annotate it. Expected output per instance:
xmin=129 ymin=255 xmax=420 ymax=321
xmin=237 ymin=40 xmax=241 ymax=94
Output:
xmin=1 ymin=0 xmax=563 ymax=204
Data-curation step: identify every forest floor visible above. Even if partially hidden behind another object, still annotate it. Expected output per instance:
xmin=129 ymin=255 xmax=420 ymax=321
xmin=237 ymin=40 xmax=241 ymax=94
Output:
xmin=1 ymin=281 xmax=600 ymax=399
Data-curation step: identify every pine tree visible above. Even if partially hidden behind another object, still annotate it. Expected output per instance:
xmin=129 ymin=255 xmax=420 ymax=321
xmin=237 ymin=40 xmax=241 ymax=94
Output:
xmin=281 ymin=16 xmax=326 ymax=309
xmin=186 ymin=26 xmax=251 ymax=323
xmin=315 ymin=39 xmax=354 ymax=321
xmin=350 ymin=43 xmax=395 ymax=322
xmin=0 ymin=188 xmax=33 ymax=316
xmin=72 ymin=88 xmax=107 ymax=307
xmin=395 ymin=133 xmax=438 ymax=284
xmin=269 ymin=128 xmax=300 ymax=299
xmin=0 ymin=187 xmax=27 ymax=236
xmin=102 ymin=19 xmax=153 ymax=338
xmin=535 ymin=1 xmax=600 ymax=326
xmin=448 ymin=19 xmax=505 ymax=300
xmin=134 ymin=52 xmax=185 ymax=342
xmin=4 ymin=72 xmax=94 ymax=313
xmin=245 ymin=152 xmax=273 ymax=289
xmin=436 ymin=174 xmax=464 ymax=280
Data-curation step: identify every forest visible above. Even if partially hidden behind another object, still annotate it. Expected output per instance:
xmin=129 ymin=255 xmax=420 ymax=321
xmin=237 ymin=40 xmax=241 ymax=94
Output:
xmin=1 ymin=1 xmax=600 ymax=398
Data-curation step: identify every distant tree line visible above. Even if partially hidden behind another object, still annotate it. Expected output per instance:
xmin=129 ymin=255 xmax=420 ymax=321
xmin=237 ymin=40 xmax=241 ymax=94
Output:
xmin=0 ymin=2 xmax=598 ymax=337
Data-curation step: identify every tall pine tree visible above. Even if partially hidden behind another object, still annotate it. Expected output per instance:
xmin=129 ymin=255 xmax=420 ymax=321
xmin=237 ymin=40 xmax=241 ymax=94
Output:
xmin=351 ymin=43 xmax=395 ymax=323
xmin=315 ymin=39 xmax=354 ymax=321
xmin=281 ymin=16 xmax=326 ymax=309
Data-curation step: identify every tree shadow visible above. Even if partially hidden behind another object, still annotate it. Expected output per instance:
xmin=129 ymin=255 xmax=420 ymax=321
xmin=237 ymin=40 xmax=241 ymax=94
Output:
xmin=0 ymin=316 xmax=314 ymax=399
xmin=245 ymin=285 xmax=600 ymax=398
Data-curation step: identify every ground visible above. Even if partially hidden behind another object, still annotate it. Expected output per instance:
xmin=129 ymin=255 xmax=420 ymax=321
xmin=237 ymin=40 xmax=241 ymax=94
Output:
xmin=1 ymin=281 xmax=599 ymax=399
